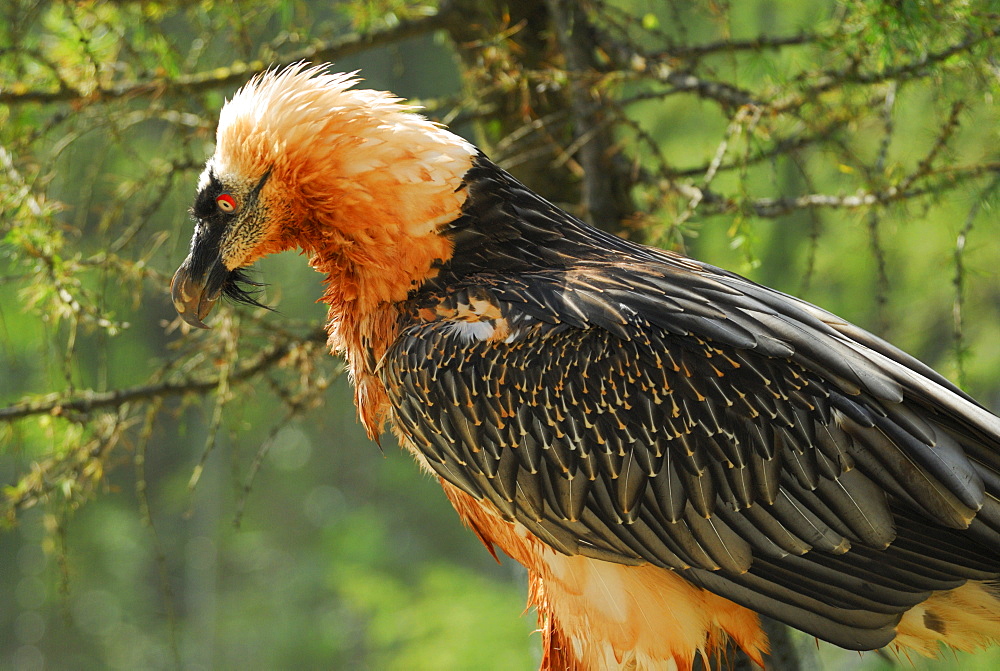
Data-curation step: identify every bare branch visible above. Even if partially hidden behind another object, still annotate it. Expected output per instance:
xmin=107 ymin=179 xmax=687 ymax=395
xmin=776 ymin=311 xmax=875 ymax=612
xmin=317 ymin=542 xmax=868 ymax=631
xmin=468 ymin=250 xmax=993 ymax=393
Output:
xmin=662 ymin=32 xmax=826 ymax=60
xmin=644 ymin=66 xmax=759 ymax=109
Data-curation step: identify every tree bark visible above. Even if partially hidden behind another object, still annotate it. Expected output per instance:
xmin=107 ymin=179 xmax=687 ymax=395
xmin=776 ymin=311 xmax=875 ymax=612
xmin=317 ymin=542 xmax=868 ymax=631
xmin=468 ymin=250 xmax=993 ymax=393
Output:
xmin=442 ymin=0 xmax=634 ymax=231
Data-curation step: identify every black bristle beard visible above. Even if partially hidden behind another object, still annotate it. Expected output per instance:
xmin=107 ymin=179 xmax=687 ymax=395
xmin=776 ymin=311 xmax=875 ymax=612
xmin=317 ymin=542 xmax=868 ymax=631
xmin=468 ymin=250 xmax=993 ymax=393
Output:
xmin=222 ymin=267 xmax=271 ymax=311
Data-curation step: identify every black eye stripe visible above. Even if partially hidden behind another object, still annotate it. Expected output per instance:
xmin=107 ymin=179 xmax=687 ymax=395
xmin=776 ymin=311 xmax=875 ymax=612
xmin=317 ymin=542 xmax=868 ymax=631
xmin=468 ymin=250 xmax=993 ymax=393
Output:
xmin=190 ymin=169 xmax=270 ymax=222
xmin=191 ymin=172 xmax=229 ymax=220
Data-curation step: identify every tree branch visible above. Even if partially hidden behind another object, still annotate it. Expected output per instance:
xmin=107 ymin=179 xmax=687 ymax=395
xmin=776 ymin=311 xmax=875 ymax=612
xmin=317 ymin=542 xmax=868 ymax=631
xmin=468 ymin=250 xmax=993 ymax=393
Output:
xmin=644 ymin=66 xmax=759 ymax=110
xmin=774 ymin=25 xmax=1000 ymax=112
xmin=0 ymin=328 xmax=330 ymax=422
xmin=679 ymin=161 xmax=1000 ymax=218
xmin=0 ymin=9 xmax=455 ymax=106
xmin=661 ymin=32 xmax=825 ymax=60
xmin=663 ymin=116 xmax=849 ymax=179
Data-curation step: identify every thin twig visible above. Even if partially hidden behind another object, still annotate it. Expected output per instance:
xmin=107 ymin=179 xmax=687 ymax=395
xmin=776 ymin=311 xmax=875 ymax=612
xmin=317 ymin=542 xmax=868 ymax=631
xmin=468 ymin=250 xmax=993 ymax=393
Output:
xmin=647 ymin=66 xmax=758 ymax=109
xmin=953 ymin=174 xmax=1000 ymax=388
xmin=674 ymin=105 xmax=762 ymax=227
xmin=656 ymin=32 xmax=825 ymax=60
xmin=134 ymin=398 xmax=182 ymax=667
xmin=188 ymin=315 xmax=240 ymax=493
xmin=233 ymin=380 xmax=330 ymax=529
xmin=896 ymin=101 xmax=966 ymax=194
xmin=866 ymin=83 xmax=898 ymax=336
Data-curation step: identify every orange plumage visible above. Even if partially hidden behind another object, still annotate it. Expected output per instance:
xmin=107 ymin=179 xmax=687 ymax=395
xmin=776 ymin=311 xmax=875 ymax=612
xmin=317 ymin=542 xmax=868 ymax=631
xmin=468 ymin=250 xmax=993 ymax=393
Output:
xmin=172 ymin=64 xmax=1000 ymax=669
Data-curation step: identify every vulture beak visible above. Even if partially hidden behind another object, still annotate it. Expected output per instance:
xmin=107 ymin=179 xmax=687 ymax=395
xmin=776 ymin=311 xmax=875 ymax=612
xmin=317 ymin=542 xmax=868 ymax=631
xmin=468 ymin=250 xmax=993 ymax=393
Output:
xmin=170 ymin=252 xmax=231 ymax=329
xmin=172 ymin=169 xmax=273 ymax=328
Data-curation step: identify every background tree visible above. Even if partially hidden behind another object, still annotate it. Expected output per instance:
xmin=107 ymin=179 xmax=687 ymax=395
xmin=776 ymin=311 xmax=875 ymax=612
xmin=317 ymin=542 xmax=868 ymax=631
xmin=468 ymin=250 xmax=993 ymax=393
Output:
xmin=2 ymin=1 xmax=999 ymax=669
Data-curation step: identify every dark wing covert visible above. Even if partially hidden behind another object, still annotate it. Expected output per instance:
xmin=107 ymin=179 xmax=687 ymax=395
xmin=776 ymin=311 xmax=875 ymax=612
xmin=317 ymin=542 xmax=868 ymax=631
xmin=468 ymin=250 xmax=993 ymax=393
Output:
xmin=382 ymin=160 xmax=1000 ymax=650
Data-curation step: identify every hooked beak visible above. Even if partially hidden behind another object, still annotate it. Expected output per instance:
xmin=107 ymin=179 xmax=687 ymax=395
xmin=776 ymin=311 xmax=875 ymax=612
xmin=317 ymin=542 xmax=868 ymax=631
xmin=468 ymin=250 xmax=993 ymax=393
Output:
xmin=172 ymin=169 xmax=273 ymax=328
xmin=170 ymin=254 xmax=231 ymax=329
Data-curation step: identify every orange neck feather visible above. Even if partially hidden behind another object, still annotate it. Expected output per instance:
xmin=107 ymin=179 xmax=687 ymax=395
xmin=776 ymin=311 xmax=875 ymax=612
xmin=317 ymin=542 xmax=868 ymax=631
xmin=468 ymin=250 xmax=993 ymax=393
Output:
xmin=275 ymin=151 xmax=471 ymax=438
xmin=307 ymin=217 xmax=456 ymax=439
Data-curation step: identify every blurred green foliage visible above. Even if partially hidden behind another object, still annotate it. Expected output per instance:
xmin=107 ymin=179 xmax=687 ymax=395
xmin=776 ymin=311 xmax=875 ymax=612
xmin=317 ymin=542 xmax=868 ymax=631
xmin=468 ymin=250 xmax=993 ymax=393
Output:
xmin=1 ymin=0 xmax=999 ymax=669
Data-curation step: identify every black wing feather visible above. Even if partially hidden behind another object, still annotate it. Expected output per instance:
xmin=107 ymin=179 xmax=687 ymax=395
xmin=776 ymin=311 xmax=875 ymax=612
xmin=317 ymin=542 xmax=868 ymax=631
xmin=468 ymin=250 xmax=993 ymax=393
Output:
xmin=382 ymin=156 xmax=1000 ymax=650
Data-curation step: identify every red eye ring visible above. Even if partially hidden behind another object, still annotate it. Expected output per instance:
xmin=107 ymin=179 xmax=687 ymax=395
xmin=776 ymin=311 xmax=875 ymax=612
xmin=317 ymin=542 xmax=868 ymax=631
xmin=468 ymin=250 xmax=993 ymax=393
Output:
xmin=216 ymin=193 xmax=237 ymax=213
